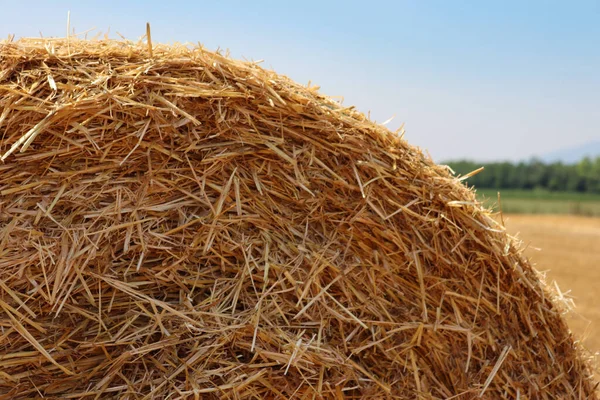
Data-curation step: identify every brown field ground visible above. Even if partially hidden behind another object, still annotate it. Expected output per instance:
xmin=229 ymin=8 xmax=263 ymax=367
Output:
xmin=503 ymin=214 xmax=600 ymax=371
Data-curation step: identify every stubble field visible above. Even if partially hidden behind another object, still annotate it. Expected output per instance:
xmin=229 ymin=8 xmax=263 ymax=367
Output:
xmin=503 ymin=214 xmax=600 ymax=371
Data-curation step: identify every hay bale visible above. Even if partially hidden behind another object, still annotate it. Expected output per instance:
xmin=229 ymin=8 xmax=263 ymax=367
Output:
xmin=0 ymin=36 xmax=596 ymax=399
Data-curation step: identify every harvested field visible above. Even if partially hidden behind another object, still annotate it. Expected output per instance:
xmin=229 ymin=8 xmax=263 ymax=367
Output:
xmin=503 ymin=214 xmax=600 ymax=358
xmin=0 ymin=36 xmax=597 ymax=398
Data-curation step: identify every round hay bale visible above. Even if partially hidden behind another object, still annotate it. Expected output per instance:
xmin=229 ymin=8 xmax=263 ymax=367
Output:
xmin=0 ymin=37 xmax=596 ymax=399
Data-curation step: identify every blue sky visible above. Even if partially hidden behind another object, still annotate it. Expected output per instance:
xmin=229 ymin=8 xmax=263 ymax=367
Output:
xmin=2 ymin=1 xmax=599 ymax=161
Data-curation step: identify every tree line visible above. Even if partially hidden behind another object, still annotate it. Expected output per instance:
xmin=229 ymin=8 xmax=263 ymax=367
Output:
xmin=445 ymin=157 xmax=600 ymax=193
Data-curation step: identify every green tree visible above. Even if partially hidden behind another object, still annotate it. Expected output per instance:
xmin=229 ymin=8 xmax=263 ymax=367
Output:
xmin=444 ymin=157 xmax=600 ymax=193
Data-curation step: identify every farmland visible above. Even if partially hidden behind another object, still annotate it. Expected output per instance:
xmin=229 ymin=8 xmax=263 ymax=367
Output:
xmin=503 ymin=214 xmax=600 ymax=369
xmin=477 ymin=188 xmax=600 ymax=216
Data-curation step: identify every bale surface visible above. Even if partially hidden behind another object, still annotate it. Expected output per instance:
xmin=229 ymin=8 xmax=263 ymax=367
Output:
xmin=0 ymin=38 xmax=596 ymax=399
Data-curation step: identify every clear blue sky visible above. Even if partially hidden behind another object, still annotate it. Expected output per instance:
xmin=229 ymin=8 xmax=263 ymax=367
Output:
xmin=2 ymin=1 xmax=599 ymax=161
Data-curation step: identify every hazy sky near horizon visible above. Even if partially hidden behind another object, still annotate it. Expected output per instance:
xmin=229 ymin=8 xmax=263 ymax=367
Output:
xmin=1 ymin=1 xmax=599 ymax=161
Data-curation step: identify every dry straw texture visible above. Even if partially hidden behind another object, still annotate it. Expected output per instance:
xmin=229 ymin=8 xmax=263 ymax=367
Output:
xmin=0 ymin=36 xmax=597 ymax=399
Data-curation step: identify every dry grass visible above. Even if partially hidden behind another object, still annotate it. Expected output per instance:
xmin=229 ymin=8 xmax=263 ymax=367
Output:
xmin=0 ymin=36 xmax=597 ymax=398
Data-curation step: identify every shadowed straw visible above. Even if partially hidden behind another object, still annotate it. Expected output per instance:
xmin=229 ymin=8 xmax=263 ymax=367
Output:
xmin=0 ymin=36 xmax=597 ymax=399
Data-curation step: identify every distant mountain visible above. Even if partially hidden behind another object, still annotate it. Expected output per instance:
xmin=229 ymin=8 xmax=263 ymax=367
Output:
xmin=539 ymin=141 xmax=600 ymax=164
